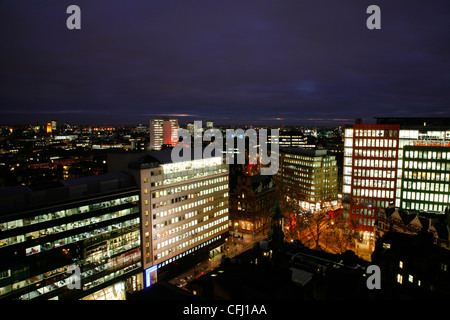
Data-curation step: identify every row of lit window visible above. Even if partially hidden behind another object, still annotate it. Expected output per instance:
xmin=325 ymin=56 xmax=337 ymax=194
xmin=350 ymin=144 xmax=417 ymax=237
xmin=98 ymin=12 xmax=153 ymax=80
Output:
xmin=2 ymin=249 xmax=141 ymax=300
xmin=0 ymin=195 xmax=139 ymax=232
xmin=402 ymin=180 xmax=449 ymax=193
xmin=397 ymin=274 xmax=420 ymax=286
xmin=152 ymin=192 xmax=217 ymax=209
xmin=162 ymin=157 xmax=224 ymax=174
xmin=283 ymin=177 xmax=337 ymax=189
xmin=284 ymin=159 xmax=322 ymax=168
xmin=402 ymin=201 xmax=446 ymax=213
xmin=403 ymin=160 xmax=450 ymax=171
xmin=352 ymin=178 xmax=395 ymax=189
xmin=148 ymin=202 xmax=228 ymax=241
xmin=353 ymin=159 xmax=396 ymax=168
xmin=0 ymin=207 xmax=138 ymax=249
xmin=353 ymin=148 xmax=397 ymax=158
xmin=163 ymin=167 xmax=228 ymax=185
xmin=351 ymin=199 xmax=390 ymax=208
xmin=351 ymin=218 xmax=375 ymax=227
xmin=149 ymin=176 xmax=228 ymax=198
xmin=354 ymin=129 xmax=398 ymax=138
xmin=351 ymin=208 xmax=376 ymax=217
xmin=404 ymin=150 xmax=449 ymax=160
xmin=148 ymin=185 xmax=227 ymax=209
xmin=401 ymin=191 xmax=449 ymax=204
xmin=23 ymin=217 xmax=139 ymax=257
xmin=353 ymin=188 xmax=394 ymax=199
xmin=155 ymin=235 xmax=223 ymax=269
xmin=0 ymin=231 xmax=139 ymax=284
xmin=155 ymin=216 xmax=229 ymax=251
xmin=203 ymin=201 xmax=228 ymax=213
xmin=403 ymin=170 xmax=450 ymax=182
xmin=284 ymin=154 xmax=318 ymax=161
xmin=354 ymin=138 xmax=397 ymax=148
xmin=345 ymin=167 xmax=396 ymax=179
xmin=154 ymin=223 xmax=228 ymax=262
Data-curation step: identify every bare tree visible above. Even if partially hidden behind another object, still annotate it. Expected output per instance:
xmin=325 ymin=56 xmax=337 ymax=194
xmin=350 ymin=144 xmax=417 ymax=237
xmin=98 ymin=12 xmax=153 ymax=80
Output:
xmin=321 ymin=217 xmax=360 ymax=254
xmin=274 ymin=184 xmax=360 ymax=253
xmin=301 ymin=209 xmax=332 ymax=250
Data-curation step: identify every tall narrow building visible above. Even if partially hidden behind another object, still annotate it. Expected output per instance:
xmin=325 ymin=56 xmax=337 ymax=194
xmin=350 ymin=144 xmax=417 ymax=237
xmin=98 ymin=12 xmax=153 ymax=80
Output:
xmin=150 ymin=118 xmax=179 ymax=150
xmin=163 ymin=118 xmax=178 ymax=147
xmin=343 ymin=124 xmax=400 ymax=236
xmin=150 ymin=119 xmax=164 ymax=150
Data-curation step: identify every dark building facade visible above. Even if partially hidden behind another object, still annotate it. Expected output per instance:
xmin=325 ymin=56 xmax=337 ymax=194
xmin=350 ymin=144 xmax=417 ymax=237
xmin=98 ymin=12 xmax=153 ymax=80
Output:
xmin=0 ymin=172 xmax=142 ymax=300
xmin=229 ymin=164 xmax=276 ymax=236
xmin=375 ymin=206 xmax=449 ymax=250
xmin=372 ymin=230 xmax=450 ymax=298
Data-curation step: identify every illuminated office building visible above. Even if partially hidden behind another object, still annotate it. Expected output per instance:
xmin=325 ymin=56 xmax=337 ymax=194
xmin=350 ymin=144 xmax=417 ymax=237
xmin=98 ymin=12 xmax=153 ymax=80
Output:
xmin=150 ymin=119 xmax=164 ymax=150
xmin=343 ymin=118 xmax=450 ymax=246
xmin=276 ymin=147 xmax=338 ymax=212
xmin=110 ymin=149 xmax=229 ymax=287
xmin=400 ymin=145 xmax=450 ymax=212
xmin=343 ymin=124 xmax=400 ymax=236
xmin=163 ymin=118 xmax=178 ymax=147
xmin=150 ymin=118 xmax=179 ymax=150
xmin=0 ymin=172 xmax=142 ymax=300
xmin=278 ymin=130 xmax=308 ymax=148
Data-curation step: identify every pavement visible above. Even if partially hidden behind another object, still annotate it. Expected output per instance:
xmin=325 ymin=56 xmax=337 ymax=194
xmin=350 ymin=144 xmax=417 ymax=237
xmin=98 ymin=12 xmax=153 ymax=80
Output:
xmin=168 ymin=233 xmax=266 ymax=287
xmin=167 ymin=232 xmax=373 ymax=289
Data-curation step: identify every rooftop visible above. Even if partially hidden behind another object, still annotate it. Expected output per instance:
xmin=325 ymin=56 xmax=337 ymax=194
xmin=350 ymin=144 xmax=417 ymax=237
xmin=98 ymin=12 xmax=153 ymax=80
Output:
xmin=0 ymin=171 xmax=137 ymax=216
xmin=375 ymin=117 xmax=450 ymax=127
xmin=381 ymin=206 xmax=450 ymax=241
xmin=129 ymin=147 xmax=224 ymax=169
xmin=280 ymin=146 xmax=328 ymax=157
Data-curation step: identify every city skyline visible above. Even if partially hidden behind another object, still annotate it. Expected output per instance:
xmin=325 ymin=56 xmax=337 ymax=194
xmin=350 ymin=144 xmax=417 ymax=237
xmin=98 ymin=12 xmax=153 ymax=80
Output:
xmin=1 ymin=0 xmax=450 ymax=126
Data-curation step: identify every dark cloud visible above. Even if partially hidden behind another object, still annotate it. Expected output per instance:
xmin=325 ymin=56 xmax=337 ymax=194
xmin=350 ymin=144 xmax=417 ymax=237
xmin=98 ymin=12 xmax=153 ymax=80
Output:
xmin=1 ymin=0 xmax=449 ymax=125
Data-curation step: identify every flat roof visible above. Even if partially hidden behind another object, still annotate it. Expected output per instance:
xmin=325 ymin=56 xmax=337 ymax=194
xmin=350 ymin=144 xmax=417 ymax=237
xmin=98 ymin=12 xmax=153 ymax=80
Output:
xmin=0 ymin=171 xmax=138 ymax=216
xmin=130 ymin=147 xmax=224 ymax=169
xmin=280 ymin=146 xmax=328 ymax=157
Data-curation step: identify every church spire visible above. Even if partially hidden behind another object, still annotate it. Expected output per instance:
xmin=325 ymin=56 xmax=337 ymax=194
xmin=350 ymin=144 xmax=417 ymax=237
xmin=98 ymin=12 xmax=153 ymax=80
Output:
xmin=268 ymin=200 xmax=285 ymax=260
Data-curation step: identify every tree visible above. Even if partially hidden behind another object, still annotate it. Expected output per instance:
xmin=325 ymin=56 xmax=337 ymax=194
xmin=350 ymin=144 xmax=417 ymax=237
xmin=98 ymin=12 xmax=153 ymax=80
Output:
xmin=302 ymin=209 xmax=331 ymax=250
xmin=274 ymin=184 xmax=359 ymax=253
xmin=321 ymin=216 xmax=360 ymax=254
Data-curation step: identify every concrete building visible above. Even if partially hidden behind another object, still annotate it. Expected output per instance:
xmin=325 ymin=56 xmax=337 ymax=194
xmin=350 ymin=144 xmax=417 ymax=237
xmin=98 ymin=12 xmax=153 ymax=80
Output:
xmin=149 ymin=119 xmax=164 ymax=151
xmin=343 ymin=118 xmax=450 ymax=246
xmin=109 ymin=149 xmax=229 ymax=287
xmin=0 ymin=172 xmax=142 ymax=300
xmin=276 ymin=147 xmax=338 ymax=212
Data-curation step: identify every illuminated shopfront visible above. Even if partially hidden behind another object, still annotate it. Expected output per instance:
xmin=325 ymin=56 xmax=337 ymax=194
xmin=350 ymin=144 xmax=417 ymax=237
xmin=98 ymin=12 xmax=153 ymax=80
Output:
xmin=81 ymin=281 xmax=127 ymax=300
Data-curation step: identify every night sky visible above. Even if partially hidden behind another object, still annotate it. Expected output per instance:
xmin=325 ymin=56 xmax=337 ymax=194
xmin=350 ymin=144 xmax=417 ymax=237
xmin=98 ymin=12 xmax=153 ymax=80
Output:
xmin=1 ymin=0 xmax=449 ymax=126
